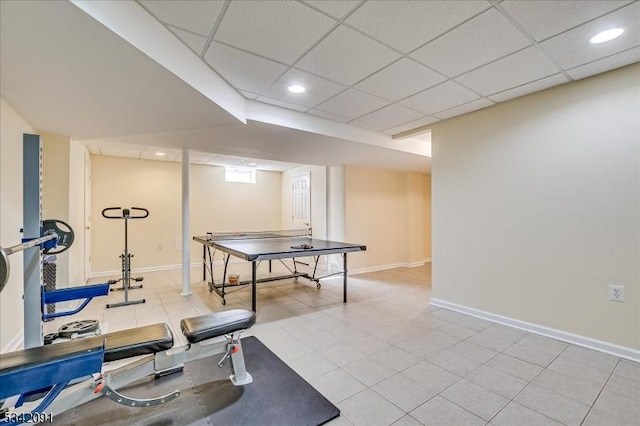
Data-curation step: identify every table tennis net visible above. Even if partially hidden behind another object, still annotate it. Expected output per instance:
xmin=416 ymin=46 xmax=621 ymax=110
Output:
xmin=204 ymin=228 xmax=312 ymax=241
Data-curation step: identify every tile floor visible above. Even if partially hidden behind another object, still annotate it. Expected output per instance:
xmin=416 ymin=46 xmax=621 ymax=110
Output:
xmin=44 ymin=262 xmax=639 ymax=426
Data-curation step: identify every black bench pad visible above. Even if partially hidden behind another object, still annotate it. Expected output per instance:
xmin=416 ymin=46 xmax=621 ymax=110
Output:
xmin=180 ymin=309 xmax=256 ymax=344
xmin=0 ymin=323 xmax=173 ymax=375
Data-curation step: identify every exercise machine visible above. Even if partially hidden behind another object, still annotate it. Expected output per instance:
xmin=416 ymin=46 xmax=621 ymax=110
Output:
xmin=0 ymin=309 xmax=255 ymax=425
xmin=101 ymin=207 xmax=149 ymax=308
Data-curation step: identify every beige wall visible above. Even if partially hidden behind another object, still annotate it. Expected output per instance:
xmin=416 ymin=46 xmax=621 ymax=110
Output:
xmin=431 ymin=63 xmax=639 ymax=350
xmin=344 ymin=165 xmax=430 ymax=272
xmin=0 ymin=98 xmax=34 ymax=351
xmin=91 ymin=155 xmax=282 ymax=274
xmin=41 ymin=133 xmax=71 ymax=288
xmin=424 ymin=174 xmax=432 ymax=260
xmin=68 ymin=141 xmax=89 ymax=285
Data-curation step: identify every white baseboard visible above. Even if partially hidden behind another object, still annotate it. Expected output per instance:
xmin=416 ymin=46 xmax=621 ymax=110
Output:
xmin=430 ymin=298 xmax=640 ymax=363
xmin=90 ymin=260 xmax=240 ymax=279
xmin=350 ymin=260 xmax=429 ymax=275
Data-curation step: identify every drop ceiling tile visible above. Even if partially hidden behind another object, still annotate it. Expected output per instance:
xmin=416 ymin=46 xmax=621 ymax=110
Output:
xmin=539 ymin=2 xmax=640 ymax=70
xmin=455 ymin=47 xmax=559 ymax=96
xmin=568 ymin=47 xmax=640 ymax=80
xmin=411 ymin=8 xmax=531 ymax=78
xmin=307 ymin=109 xmax=351 ymax=123
xmin=315 ymin=88 xmax=390 ymax=119
xmin=187 ymin=152 xmax=217 ymax=163
xmin=204 ymin=42 xmax=288 ymax=93
xmin=301 ymin=0 xmax=362 ymax=19
xmin=400 ymin=81 xmax=479 ymax=115
xmin=255 ymin=96 xmax=309 ymax=112
xmin=214 ymin=0 xmax=335 ymax=65
xmin=500 ymin=0 xmax=632 ymax=41
xmin=168 ymin=26 xmax=207 ymax=55
xmin=433 ymin=98 xmax=495 ymax=120
xmin=488 ymin=73 xmax=569 ymax=103
xmin=140 ymin=0 xmax=223 ymax=36
xmin=296 ymin=26 xmax=401 ymax=86
xmin=345 ymin=0 xmax=490 ymax=53
xmin=239 ymin=90 xmax=259 ymax=99
xmin=354 ymin=58 xmax=446 ymax=102
xmin=351 ymin=104 xmax=424 ymax=132
xmin=383 ymin=116 xmax=440 ymax=135
xmin=261 ymin=68 xmax=346 ymax=108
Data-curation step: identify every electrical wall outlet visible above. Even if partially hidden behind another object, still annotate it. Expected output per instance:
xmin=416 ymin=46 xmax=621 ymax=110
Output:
xmin=608 ymin=285 xmax=625 ymax=302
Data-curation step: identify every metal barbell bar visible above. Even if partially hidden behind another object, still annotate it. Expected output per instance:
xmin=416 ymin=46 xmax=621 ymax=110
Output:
xmin=0 ymin=234 xmax=56 ymax=294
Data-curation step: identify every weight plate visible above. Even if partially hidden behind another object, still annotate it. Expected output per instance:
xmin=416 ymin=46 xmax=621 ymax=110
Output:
xmin=58 ymin=319 xmax=99 ymax=338
xmin=42 ymin=219 xmax=75 ymax=254
xmin=0 ymin=249 xmax=9 ymax=294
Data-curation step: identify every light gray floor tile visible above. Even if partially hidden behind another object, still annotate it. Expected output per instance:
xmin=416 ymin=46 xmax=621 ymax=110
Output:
xmin=429 ymin=308 xmax=467 ymax=322
xmin=399 ymin=330 xmax=461 ymax=359
xmin=517 ymin=334 xmax=568 ymax=355
xmin=320 ymin=342 xmax=369 ymax=367
xmin=338 ymin=388 xmax=405 ymax=426
xmin=490 ymin=402 xmax=564 ymax=426
xmin=454 ymin=316 xmax=492 ymax=331
xmin=438 ymin=323 xmax=478 ymax=339
xmin=447 ymin=340 xmax=499 ymax=364
xmin=481 ymin=324 xmax=527 ymax=343
xmin=391 ymin=415 xmax=423 ymax=426
xmin=374 ymin=345 xmax=422 ymax=372
xmin=372 ymin=373 xmax=436 ymax=412
xmin=441 ymin=379 xmax=509 ymax=421
xmin=582 ymin=407 xmax=639 ymax=426
xmin=466 ymin=332 xmax=513 ymax=352
xmin=287 ymin=351 xmax=338 ymax=379
xmin=546 ymin=356 xmax=611 ymax=386
xmin=410 ymin=396 xmax=486 ymax=426
xmin=503 ymin=343 xmax=558 ymax=367
xmin=402 ymin=360 xmax=462 ymax=393
xmin=428 ymin=349 xmax=481 ymax=376
xmin=606 ymin=373 xmax=640 ymax=399
xmin=485 ymin=353 xmax=543 ymax=382
xmin=515 ymin=384 xmax=590 ymax=425
xmin=308 ymin=368 xmax=367 ymax=404
xmin=561 ymin=345 xmax=619 ymax=373
xmin=325 ymin=415 xmax=355 ymax=426
xmin=342 ymin=357 xmax=398 ymax=386
xmin=351 ymin=335 xmax=392 ymax=355
xmin=591 ymin=390 xmax=640 ymax=424
xmin=465 ymin=365 xmax=528 ymax=399
xmin=531 ymin=368 xmax=604 ymax=405
xmin=615 ymin=359 xmax=640 ymax=381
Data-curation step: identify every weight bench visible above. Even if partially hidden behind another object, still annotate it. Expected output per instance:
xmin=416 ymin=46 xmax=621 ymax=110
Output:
xmin=0 ymin=309 xmax=255 ymax=425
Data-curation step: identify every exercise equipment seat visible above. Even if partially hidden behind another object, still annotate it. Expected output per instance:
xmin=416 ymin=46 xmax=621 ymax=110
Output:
xmin=180 ymin=309 xmax=256 ymax=343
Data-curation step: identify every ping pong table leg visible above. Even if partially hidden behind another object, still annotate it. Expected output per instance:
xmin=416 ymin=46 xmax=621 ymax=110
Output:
xmin=252 ymin=261 xmax=257 ymax=312
xmin=202 ymin=245 xmax=206 ymax=281
xmin=343 ymin=253 xmax=348 ymax=303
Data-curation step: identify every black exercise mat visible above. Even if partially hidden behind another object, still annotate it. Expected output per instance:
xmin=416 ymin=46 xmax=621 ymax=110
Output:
xmin=53 ymin=336 xmax=340 ymax=426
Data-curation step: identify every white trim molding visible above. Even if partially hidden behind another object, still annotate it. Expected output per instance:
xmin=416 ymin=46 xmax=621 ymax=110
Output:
xmin=430 ymin=298 xmax=640 ymax=363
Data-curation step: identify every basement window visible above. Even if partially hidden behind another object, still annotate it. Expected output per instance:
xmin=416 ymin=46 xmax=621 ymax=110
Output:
xmin=225 ymin=167 xmax=256 ymax=184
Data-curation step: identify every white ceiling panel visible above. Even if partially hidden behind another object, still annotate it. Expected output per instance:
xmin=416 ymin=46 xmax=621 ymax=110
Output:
xmin=204 ymin=42 xmax=288 ymax=93
xmin=383 ymin=116 xmax=440 ymax=135
xmin=345 ymin=0 xmax=490 ymax=53
xmin=214 ymin=0 xmax=335 ymax=65
xmin=261 ymin=68 xmax=346 ymax=107
xmin=455 ymin=47 xmax=559 ymax=96
xmin=301 ymin=0 xmax=363 ymax=20
xmin=307 ymin=109 xmax=351 ymax=123
xmin=354 ymin=58 xmax=446 ymax=102
xmin=568 ymin=47 xmax=640 ymax=80
xmin=500 ymin=0 xmax=632 ymax=42
xmin=315 ymin=88 xmax=390 ymax=119
xmin=487 ymin=73 xmax=569 ymax=103
xmin=255 ymin=96 xmax=309 ymax=112
xmin=400 ymin=81 xmax=479 ymax=115
xmin=239 ymin=90 xmax=259 ymax=99
xmin=539 ymin=2 xmax=640 ymax=70
xmin=352 ymin=104 xmax=424 ymax=132
xmin=139 ymin=0 xmax=223 ymax=37
xmin=433 ymin=98 xmax=495 ymax=120
xmin=169 ymin=27 xmax=207 ymax=56
xmin=411 ymin=8 xmax=531 ymax=78
xmin=296 ymin=26 xmax=400 ymax=85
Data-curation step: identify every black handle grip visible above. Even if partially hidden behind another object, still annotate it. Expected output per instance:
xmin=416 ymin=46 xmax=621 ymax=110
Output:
xmin=102 ymin=207 xmax=149 ymax=219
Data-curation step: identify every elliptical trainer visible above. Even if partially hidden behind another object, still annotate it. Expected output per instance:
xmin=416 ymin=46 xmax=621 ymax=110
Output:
xmin=102 ymin=207 xmax=148 ymax=308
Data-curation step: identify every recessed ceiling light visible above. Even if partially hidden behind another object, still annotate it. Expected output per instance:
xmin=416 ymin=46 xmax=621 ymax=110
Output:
xmin=288 ymin=85 xmax=306 ymax=94
xmin=248 ymin=162 xmax=257 ymax=166
xmin=590 ymin=28 xmax=624 ymax=44
xmin=155 ymin=152 xmax=165 ymax=156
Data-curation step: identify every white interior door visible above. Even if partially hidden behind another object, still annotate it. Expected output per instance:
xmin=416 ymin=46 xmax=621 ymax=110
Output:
xmin=84 ymin=155 xmax=91 ymax=283
xmin=292 ymin=173 xmax=311 ymax=231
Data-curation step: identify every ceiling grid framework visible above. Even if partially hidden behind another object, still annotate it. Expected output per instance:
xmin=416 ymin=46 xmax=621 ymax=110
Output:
xmin=138 ymin=0 xmax=640 ymax=136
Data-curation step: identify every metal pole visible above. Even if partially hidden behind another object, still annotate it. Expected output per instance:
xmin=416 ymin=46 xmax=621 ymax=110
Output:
xmin=181 ymin=149 xmax=191 ymax=296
